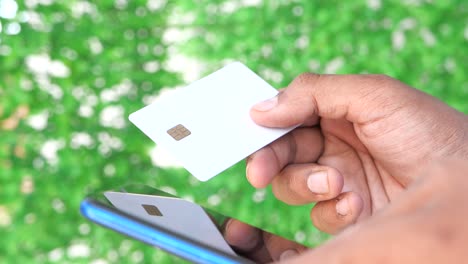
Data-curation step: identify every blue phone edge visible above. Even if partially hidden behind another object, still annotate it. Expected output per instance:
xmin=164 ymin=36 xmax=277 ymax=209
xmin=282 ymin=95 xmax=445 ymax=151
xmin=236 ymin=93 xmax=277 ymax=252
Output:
xmin=80 ymin=198 xmax=250 ymax=264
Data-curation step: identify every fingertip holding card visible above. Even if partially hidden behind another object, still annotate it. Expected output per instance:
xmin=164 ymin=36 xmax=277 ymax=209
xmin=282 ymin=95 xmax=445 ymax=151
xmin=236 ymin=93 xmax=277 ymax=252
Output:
xmin=129 ymin=62 xmax=295 ymax=181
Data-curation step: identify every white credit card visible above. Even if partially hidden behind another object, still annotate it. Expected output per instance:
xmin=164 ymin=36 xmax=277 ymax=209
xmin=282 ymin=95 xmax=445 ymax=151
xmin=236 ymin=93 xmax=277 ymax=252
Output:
xmin=129 ymin=62 xmax=294 ymax=181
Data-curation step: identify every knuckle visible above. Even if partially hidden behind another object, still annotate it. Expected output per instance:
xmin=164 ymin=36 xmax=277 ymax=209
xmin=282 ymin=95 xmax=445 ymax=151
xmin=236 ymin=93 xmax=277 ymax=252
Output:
xmin=271 ymin=173 xmax=302 ymax=205
xmin=286 ymin=170 xmax=300 ymax=189
xmin=285 ymin=73 xmax=321 ymax=120
xmin=356 ymin=74 xmax=397 ymax=98
xmin=352 ymin=74 xmax=407 ymax=125
xmin=310 ymin=203 xmax=330 ymax=232
xmin=271 ymin=178 xmax=285 ymax=201
xmin=292 ymin=72 xmax=321 ymax=88
xmin=369 ymin=74 xmax=396 ymax=86
xmin=310 ymin=199 xmax=353 ymax=234
xmin=296 ymin=72 xmax=315 ymax=81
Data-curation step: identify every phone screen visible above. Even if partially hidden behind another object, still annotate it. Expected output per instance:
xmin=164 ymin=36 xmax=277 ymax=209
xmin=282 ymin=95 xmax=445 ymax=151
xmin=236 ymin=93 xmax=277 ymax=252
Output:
xmin=102 ymin=185 xmax=237 ymax=256
xmin=81 ymin=184 xmax=293 ymax=263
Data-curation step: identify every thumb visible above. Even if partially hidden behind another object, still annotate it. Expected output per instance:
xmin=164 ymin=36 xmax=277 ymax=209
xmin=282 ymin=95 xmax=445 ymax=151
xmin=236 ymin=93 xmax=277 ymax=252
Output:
xmin=250 ymin=73 xmax=428 ymax=128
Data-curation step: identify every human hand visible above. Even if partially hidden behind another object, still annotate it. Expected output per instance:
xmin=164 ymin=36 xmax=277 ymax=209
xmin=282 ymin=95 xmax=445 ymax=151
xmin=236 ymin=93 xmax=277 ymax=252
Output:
xmin=247 ymin=73 xmax=468 ymax=233
xmin=226 ymin=159 xmax=468 ymax=263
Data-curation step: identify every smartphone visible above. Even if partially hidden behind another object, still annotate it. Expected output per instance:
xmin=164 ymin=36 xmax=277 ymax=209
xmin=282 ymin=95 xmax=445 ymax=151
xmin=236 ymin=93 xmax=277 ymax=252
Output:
xmin=80 ymin=184 xmax=256 ymax=263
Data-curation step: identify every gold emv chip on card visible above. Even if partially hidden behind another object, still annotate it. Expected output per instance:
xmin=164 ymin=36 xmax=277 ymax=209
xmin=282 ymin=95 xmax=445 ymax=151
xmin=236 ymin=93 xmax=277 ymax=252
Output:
xmin=167 ymin=124 xmax=191 ymax=141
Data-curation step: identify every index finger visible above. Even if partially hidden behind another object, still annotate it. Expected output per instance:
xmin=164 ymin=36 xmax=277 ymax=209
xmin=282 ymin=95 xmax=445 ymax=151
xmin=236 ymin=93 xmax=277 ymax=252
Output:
xmin=246 ymin=126 xmax=323 ymax=188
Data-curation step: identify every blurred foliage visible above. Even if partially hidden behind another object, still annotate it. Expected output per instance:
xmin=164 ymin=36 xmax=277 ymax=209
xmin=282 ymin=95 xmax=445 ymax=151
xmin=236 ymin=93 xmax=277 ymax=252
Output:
xmin=0 ymin=0 xmax=467 ymax=263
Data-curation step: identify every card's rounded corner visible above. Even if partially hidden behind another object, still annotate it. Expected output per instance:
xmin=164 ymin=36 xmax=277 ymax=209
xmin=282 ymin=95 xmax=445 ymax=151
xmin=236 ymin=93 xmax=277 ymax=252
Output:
xmin=128 ymin=113 xmax=136 ymax=122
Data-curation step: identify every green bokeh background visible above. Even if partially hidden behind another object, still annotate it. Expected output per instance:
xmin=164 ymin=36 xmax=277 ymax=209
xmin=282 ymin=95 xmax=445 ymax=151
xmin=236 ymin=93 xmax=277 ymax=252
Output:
xmin=1 ymin=0 xmax=467 ymax=263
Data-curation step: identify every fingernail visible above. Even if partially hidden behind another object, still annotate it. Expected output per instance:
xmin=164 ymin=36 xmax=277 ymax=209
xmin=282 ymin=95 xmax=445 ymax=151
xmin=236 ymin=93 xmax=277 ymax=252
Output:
xmin=336 ymin=198 xmax=350 ymax=216
xmin=224 ymin=218 xmax=233 ymax=231
xmin=245 ymin=155 xmax=252 ymax=180
xmin=280 ymin=249 xmax=298 ymax=260
xmin=252 ymin=96 xmax=278 ymax=111
xmin=245 ymin=233 xmax=260 ymax=249
xmin=307 ymin=171 xmax=329 ymax=194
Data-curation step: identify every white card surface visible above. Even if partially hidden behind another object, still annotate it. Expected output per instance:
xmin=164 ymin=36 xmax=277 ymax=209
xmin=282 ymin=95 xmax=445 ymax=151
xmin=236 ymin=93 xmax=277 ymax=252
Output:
xmin=129 ymin=62 xmax=294 ymax=181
